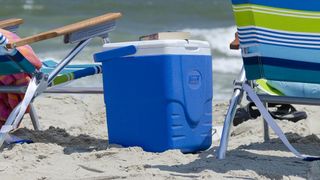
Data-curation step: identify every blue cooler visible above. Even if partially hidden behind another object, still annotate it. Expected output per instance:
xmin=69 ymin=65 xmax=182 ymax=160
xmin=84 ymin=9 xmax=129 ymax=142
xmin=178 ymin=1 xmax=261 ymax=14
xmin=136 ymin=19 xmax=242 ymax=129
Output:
xmin=94 ymin=40 xmax=212 ymax=153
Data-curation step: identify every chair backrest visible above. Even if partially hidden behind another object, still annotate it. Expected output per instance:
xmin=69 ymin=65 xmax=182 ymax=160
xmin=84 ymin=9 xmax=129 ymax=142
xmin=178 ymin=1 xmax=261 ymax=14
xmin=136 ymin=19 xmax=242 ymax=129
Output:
xmin=0 ymin=29 xmax=41 ymax=76
xmin=232 ymin=0 xmax=320 ymax=83
xmin=0 ymin=51 xmax=36 ymax=75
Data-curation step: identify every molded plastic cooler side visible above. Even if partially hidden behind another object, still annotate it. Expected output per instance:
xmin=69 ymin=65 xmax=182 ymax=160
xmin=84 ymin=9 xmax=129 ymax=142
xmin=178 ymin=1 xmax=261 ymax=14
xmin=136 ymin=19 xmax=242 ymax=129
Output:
xmin=165 ymin=54 xmax=213 ymax=152
xmin=99 ymin=55 xmax=171 ymax=152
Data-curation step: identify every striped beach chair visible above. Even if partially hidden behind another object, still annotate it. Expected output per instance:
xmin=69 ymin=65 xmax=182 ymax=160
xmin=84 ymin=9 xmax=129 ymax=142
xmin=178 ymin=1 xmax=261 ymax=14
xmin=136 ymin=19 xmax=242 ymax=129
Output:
xmin=0 ymin=13 xmax=121 ymax=147
xmin=218 ymin=0 xmax=320 ymax=160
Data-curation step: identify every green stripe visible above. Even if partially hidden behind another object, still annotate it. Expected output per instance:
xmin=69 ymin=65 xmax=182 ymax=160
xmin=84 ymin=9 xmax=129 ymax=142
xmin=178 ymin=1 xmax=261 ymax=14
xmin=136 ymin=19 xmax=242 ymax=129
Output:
xmin=234 ymin=11 xmax=320 ymax=33
xmin=51 ymin=73 xmax=74 ymax=86
xmin=233 ymin=4 xmax=320 ymax=33
xmin=256 ymin=79 xmax=284 ymax=96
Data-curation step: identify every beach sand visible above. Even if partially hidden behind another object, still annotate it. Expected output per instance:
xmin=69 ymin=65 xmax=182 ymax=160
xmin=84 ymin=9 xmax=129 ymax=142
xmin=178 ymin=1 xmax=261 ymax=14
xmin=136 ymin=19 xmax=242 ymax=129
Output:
xmin=1 ymin=94 xmax=320 ymax=180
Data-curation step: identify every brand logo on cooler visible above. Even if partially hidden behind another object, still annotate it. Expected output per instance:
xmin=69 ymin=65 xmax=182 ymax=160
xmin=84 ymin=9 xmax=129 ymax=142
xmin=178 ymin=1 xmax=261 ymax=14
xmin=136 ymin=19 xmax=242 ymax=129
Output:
xmin=188 ymin=70 xmax=202 ymax=89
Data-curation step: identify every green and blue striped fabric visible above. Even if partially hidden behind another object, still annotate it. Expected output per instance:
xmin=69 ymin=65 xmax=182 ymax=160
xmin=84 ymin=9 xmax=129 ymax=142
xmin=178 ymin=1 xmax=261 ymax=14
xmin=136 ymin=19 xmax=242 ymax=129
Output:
xmin=232 ymin=0 xmax=320 ymax=83
xmin=0 ymin=55 xmax=102 ymax=86
xmin=0 ymin=50 xmax=36 ymax=75
xmin=41 ymin=60 xmax=102 ymax=86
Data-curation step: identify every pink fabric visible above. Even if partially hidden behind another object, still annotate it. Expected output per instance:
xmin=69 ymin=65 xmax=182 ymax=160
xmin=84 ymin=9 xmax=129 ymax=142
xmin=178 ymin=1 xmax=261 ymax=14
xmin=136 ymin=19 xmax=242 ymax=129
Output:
xmin=0 ymin=29 xmax=42 ymax=127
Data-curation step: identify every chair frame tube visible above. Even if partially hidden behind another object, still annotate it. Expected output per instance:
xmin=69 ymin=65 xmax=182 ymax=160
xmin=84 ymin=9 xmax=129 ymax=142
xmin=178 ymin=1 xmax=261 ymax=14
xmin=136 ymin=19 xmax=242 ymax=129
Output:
xmin=217 ymin=63 xmax=320 ymax=159
xmin=48 ymin=38 xmax=92 ymax=84
xmin=0 ymin=37 xmax=103 ymax=135
xmin=217 ymin=68 xmax=246 ymax=159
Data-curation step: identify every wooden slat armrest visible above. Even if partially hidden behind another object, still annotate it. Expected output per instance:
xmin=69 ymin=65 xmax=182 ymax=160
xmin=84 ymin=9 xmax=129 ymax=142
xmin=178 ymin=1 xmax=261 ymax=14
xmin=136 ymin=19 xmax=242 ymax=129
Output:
xmin=0 ymin=18 xmax=23 ymax=29
xmin=6 ymin=13 xmax=121 ymax=49
xmin=230 ymin=32 xmax=240 ymax=50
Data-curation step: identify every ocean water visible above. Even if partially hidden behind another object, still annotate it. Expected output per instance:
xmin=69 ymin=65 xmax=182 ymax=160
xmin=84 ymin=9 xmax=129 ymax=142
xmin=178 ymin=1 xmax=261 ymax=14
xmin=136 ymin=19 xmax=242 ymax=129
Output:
xmin=0 ymin=0 xmax=242 ymax=100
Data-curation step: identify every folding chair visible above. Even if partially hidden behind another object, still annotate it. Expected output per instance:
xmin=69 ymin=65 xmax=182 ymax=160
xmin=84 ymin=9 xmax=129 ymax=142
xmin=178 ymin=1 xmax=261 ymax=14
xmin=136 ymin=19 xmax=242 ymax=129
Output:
xmin=217 ymin=0 xmax=320 ymax=161
xmin=0 ymin=12 xmax=121 ymax=147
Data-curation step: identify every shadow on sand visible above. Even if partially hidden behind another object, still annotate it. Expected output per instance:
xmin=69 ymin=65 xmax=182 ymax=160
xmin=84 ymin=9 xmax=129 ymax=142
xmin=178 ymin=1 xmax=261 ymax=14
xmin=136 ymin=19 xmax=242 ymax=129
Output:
xmin=150 ymin=133 xmax=320 ymax=179
xmin=2 ymin=127 xmax=109 ymax=154
xmin=2 ymin=128 xmax=320 ymax=179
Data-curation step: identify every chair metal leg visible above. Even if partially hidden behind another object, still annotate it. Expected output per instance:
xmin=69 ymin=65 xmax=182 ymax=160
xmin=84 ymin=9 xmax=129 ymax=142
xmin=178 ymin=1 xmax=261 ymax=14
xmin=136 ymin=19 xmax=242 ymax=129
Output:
xmin=29 ymin=103 xmax=40 ymax=131
xmin=263 ymin=102 xmax=270 ymax=142
xmin=217 ymin=68 xmax=246 ymax=159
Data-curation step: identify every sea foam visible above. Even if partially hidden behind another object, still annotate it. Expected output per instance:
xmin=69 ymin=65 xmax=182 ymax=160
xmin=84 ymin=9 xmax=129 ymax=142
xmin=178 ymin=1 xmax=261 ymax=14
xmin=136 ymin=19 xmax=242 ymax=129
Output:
xmin=182 ymin=26 xmax=241 ymax=57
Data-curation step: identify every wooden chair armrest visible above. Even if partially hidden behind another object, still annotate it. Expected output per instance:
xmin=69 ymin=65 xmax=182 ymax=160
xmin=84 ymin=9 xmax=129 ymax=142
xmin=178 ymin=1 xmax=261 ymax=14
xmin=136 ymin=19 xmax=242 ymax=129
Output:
xmin=0 ymin=18 xmax=24 ymax=29
xmin=230 ymin=32 xmax=240 ymax=50
xmin=6 ymin=13 xmax=121 ymax=49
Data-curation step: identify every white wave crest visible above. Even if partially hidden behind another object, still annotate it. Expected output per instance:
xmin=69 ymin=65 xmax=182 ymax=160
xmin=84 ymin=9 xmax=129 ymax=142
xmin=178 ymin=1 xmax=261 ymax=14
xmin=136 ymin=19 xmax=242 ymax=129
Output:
xmin=213 ymin=58 xmax=243 ymax=74
xmin=182 ymin=26 xmax=241 ymax=57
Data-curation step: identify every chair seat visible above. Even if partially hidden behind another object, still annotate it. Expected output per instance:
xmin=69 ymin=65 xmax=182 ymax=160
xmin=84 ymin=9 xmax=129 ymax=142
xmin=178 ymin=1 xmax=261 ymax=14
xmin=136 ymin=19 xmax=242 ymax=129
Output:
xmin=265 ymin=80 xmax=320 ymax=98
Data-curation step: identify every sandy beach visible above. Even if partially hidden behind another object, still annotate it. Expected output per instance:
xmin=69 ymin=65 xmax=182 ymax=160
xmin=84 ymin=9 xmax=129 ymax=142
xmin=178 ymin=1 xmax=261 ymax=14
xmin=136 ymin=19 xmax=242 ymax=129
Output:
xmin=0 ymin=94 xmax=319 ymax=179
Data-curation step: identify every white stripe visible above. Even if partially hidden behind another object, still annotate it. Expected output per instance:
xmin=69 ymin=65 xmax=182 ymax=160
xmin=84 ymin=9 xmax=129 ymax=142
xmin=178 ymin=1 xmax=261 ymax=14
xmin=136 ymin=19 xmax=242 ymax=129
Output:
xmin=239 ymin=34 xmax=320 ymax=45
xmin=0 ymin=36 xmax=7 ymax=45
xmin=233 ymin=5 xmax=320 ymax=18
xmin=233 ymin=5 xmax=320 ymax=16
xmin=238 ymin=26 xmax=320 ymax=36
xmin=240 ymin=38 xmax=320 ymax=49
xmin=239 ymin=43 xmax=260 ymax=49
xmin=240 ymin=38 xmax=320 ymax=48
xmin=238 ymin=29 xmax=320 ymax=41
xmin=234 ymin=8 xmax=320 ymax=19
xmin=93 ymin=66 xmax=98 ymax=74
xmin=99 ymin=66 xmax=102 ymax=73
xmin=97 ymin=65 xmax=102 ymax=73
xmin=67 ymin=73 xmax=71 ymax=81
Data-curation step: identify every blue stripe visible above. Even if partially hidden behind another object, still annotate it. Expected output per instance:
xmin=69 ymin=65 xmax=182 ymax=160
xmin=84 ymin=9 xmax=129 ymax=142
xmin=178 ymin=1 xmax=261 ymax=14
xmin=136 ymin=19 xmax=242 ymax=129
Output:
xmin=232 ymin=0 xmax=320 ymax=11
xmin=239 ymin=36 xmax=320 ymax=47
xmin=6 ymin=51 xmax=26 ymax=63
xmin=0 ymin=51 xmax=36 ymax=75
xmin=238 ymin=27 xmax=320 ymax=38
xmin=238 ymin=27 xmax=320 ymax=49
xmin=263 ymin=65 xmax=320 ymax=84
xmin=41 ymin=60 xmax=103 ymax=75
xmin=240 ymin=40 xmax=320 ymax=50
xmin=244 ymin=64 xmax=320 ymax=83
xmin=243 ymin=56 xmax=320 ymax=71
xmin=238 ymin=32 xmax=320 ymax=43
xmin=246 ymin=44 xmax=320 ymax=64
xmin=239 ymin=37 xmax=320 ymax=47
xmin=0 ymin=51 xmax=25 ymax=63
xmin=72 ymin=66 xmax=101 ymax=79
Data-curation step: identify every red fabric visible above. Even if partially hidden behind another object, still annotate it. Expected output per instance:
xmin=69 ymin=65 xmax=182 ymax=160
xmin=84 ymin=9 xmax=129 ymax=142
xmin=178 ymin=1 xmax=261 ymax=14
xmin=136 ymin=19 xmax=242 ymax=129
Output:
xmin=0 ymin=29 xmax=42 ymax=127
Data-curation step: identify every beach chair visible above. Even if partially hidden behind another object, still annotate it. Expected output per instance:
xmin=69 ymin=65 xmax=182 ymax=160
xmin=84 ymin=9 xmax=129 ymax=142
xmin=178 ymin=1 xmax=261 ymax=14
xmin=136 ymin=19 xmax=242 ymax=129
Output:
xmin=0 ymin=12 xmax=121 ymax=147
xmin=230 ymin=34 xmax=307 ymax=127
xmin=217 ymin=0 xmax=320 ymax=161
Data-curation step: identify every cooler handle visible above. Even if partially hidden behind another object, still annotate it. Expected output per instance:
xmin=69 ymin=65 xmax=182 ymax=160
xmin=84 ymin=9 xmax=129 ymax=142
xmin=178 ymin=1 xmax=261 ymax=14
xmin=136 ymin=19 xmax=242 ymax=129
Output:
xmin=94 ymin=45 xmax=137 ymax=62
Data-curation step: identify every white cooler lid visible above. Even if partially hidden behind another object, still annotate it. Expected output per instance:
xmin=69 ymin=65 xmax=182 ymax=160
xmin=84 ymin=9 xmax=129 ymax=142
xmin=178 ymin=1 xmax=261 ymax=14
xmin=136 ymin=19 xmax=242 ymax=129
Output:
xmin=102 ymin=40 xmax=211 ymax=56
